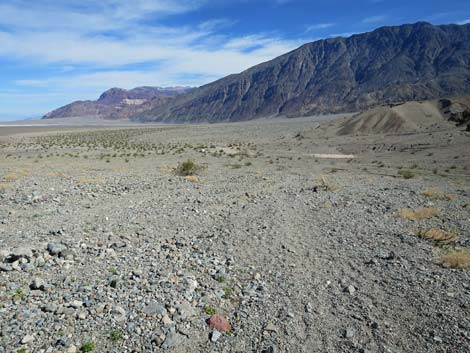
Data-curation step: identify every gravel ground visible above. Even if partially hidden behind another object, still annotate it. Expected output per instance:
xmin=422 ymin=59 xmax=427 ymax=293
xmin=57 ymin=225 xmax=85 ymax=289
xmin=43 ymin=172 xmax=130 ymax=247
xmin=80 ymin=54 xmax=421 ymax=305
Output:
xmin=0 ymin=117 xmax=469 ymax=353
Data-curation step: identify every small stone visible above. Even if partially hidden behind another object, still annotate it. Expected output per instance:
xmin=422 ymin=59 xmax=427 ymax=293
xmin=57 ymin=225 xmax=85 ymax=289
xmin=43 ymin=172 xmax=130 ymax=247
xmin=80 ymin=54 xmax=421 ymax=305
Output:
xmin=211 ymin=330 xmax=222 ymax=342
xmin=30 ymin=277 xmax=46 ymax=291
xmin=65 ymin=345 xmax=78 ymax=353
xmin=254 ymin=273 xmax=261 ymax=280
xmin=344 ymin=285 xmax=356 ymax=295
xmin=207 ymin=314 xmax=232 ymax=333
xmin=0 ymin=265 xmax=13 ymax=272
xmin=345 ymin=327 xmax=355 ymax=338
xmin=70 ymin=300 xmax=83 ymax=309
xmin=112 ymin=305 xmax=126 ymax=317
xmin=162 ymin=314 xmax=174 ymax=327
xmin=47 ymin=243 xmax=67 ymax=256
xmin=261 ymin=345 xmax=277 ymax=353
xmin=109 ymin=276 xmax=119 ymax=289
xmin=161 ymin=330 xmax=182 ymax=350
xmin=264 ymin=323 xmax=278 ymax=333
xmin=21 ymin=334 xmax=34 ymax=344
xmin=143 ymin=302 xmax=167 ymax=316
xmin=77 ymin=311 xmax=88 ymax=320
xmin=8 ymin=247 xmax=34 ymax=262
xmin=433 ymin=336 xmax=442 ymax=343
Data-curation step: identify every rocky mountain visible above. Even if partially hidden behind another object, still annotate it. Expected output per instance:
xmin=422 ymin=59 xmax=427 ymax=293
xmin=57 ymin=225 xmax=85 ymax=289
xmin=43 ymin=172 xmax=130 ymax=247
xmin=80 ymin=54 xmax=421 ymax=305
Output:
xmin=42 ymin=86 xmax=192 ymax=120
xmin=133 ymin=22 xmax=470 ymax=123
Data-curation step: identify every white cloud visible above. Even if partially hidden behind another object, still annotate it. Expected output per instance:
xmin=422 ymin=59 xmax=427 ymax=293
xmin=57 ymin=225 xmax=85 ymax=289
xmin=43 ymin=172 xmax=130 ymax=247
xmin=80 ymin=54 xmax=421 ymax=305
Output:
xmin=0 ymin=0 xmax=302 ymax=90
xmin=458 ymin=18 xmax=470 ymax=25
xmin=0 ymin=0 xmax=314 ymax=119
xmin=305 ymin=23 xmax=335 ymax=32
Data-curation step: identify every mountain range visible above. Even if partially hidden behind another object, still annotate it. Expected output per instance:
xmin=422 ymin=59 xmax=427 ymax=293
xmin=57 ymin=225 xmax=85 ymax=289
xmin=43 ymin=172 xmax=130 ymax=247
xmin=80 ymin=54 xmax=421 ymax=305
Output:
xmin=43 ymin=22 xmax=470 ymax=123
xmin=42 ymin=86 xmax=192 ymax=120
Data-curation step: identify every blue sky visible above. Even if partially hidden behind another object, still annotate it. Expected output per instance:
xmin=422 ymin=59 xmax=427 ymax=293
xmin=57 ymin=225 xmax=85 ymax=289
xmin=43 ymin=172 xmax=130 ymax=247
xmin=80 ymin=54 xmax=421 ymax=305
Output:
xmin=0 ymin=0 xmax=469 ymax=120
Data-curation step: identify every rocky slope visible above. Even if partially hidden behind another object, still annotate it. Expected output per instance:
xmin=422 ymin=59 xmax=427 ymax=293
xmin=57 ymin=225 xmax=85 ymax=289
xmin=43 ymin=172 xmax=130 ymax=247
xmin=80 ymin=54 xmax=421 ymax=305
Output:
xmin=0 ymin=120 xmax=469 ymax=353
xmin=134 ymin=22 xmax=470 ymax=123
xmin=336 ymin=97 xmax=470 ymax=135
xmin=42 ymin=87 xmax=192 ymax=120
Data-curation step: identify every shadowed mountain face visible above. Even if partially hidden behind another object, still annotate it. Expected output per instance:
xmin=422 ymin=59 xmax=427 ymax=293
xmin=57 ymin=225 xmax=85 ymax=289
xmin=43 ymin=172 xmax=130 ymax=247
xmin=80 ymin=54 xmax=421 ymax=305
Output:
xmin=133 ymin=22 xmax=470 ymax=123
xmin=42 ymin=86 xmax=192 ymax=120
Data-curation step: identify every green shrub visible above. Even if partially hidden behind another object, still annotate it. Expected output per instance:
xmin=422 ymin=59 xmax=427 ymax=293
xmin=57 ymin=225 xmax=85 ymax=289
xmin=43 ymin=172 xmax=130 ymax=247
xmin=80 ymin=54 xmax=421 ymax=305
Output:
xmin=398 ymin=170 xmax=415 ymax=179
xmin=81 ymin=341 xmax=95 ymax=352
xmin=175 ymin=159 xmax=199 ymax=176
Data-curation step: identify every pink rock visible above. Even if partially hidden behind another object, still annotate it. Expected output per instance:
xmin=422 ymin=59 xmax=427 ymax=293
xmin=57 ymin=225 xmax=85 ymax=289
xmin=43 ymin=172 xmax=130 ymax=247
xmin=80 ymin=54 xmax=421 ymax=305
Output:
xmin=207 ymin=314 xmax=232 ymax=333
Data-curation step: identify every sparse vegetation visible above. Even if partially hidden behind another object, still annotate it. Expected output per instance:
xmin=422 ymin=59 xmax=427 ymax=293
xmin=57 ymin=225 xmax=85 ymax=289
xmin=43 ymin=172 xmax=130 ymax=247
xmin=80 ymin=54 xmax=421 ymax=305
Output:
xmin=315 ymin=175 xmax=339 ymax=192
xmin=415 ymin=228 xmax=458 ymax=244
xmin=109 ymin=329 xmax=123 ymax=342
xmin=422 ymin=188 xmax=456 ymax=201
xmin=81 ymin=341 xmax=96 ymax=352
xmin=398 ymin=208 xmax=439 ymax=221
xmin=398 ymin=170 xmax=415 ymax=179
xmin=175 ymin=159 xmax=199 ymax=176
xmin=205 ymin=306 xmax=217 ymax=315
xmin=438 ymin=250 xmax=470 ymax=269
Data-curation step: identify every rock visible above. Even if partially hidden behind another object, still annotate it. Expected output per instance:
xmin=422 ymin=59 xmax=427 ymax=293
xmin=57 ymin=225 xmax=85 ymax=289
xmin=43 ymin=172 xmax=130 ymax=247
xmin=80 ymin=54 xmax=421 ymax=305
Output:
xmin=162 ymin=314 xmax=174 ymax=327
xmin=47 ymin=243 xmax=67 ymax=256
xmin=264 ymin=323 xmax=278 ymax=333
xmin=112 ymin=305 xmax=126 ymax=317
xmin=21 ymin=334 xmax=34 ymax=344
xmin=108 ymin=276 xmax=119 ymax=289
xmin=345 ymin=327 xmax=355 ymax=338
xmin=143 ymin=302 xmax=167 ymax=316
xmin=5 ymin=246 xmax=34 ymax=262
xmin=69 ymin=300 xmax=83 ymax=309
xmin=77 ymin=311 xmax=88 ymax=320
xmin=30 ymin=277 xmax=46 ymax=291
xmin=211 ymin=330 xmax=222 ymax=342
xmin=261 ymin=345 xmax=277 ymax=353
xmin=207 ymin=314 xmax=232 ymax=333
xmin=0 ymin=265 xmax=13 ymax=272
xmin=161 ymin=330 xmax=182 ymax=350
xmin=65 ymin=345 xmax=78 ymax=353
xmin=344 ymin=285 xmax=356 ymax=295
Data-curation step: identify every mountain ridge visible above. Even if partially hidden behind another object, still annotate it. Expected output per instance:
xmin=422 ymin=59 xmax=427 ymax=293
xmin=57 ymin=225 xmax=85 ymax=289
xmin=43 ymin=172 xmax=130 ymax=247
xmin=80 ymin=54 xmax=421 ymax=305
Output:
xmin=42 ymin=86 xmax=192 ymax=120
xmin=133 ymin=22 xmax=470 ymax=123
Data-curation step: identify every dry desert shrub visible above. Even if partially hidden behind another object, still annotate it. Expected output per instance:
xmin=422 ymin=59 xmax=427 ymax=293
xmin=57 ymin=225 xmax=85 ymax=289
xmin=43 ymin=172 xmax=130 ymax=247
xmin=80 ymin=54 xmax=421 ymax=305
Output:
xmin=316 ymin=175 xmax=339 ymax=192
xmin=398 ymin=207 xmax=439 ymax=221
xmin=415 ymin=228 xmax=458 ymax=244
xmin=438 ymin=250 xmax=470 ymax=269
xmin=3 ymin=170 xmax=30 ymax=182
xmin=47 ymin=172 xmax=68 ymax=178
xmin=77 ymin=178 xmax=105 ymax=184
xmin=185 ymin=175 xmax=199 ymax=183
xmin=0 ymin=183 xmax=11 ymax=191
xmin=422 ymin=188 xmax=456 ymax=201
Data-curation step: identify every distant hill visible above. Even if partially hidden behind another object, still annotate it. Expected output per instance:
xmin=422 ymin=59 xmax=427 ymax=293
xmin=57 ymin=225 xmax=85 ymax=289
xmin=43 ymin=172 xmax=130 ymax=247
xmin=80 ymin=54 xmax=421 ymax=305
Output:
xmin=133 ymin=22 xmax=470 ymax=123
xmin=336 ymin=97 xmax=470 ymax=135
xmin=42 ymin=86 xmax=192 ymax=120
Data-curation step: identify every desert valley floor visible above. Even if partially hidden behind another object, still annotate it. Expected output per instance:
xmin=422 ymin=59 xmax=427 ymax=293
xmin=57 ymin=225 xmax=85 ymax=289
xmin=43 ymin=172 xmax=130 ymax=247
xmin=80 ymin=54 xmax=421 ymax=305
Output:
xmin=0 ymin=115 xmax=469 ymax=353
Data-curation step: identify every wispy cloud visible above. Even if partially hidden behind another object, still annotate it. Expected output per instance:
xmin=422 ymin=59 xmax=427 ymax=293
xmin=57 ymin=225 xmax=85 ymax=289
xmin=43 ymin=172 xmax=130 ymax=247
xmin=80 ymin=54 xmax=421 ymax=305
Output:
xmin=458 ymin=18 xmax=470 ymax=25
xmin=305 ymin=23 xmax=335 ymax=32
xmin=0 ymin=0 xmax=304 ymax=117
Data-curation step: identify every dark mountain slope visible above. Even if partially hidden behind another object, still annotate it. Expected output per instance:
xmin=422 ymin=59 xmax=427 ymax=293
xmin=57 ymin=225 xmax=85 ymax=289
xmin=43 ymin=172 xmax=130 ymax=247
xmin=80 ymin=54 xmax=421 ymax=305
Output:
xmin=134 ymin=22 xmax=470 ymax=123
